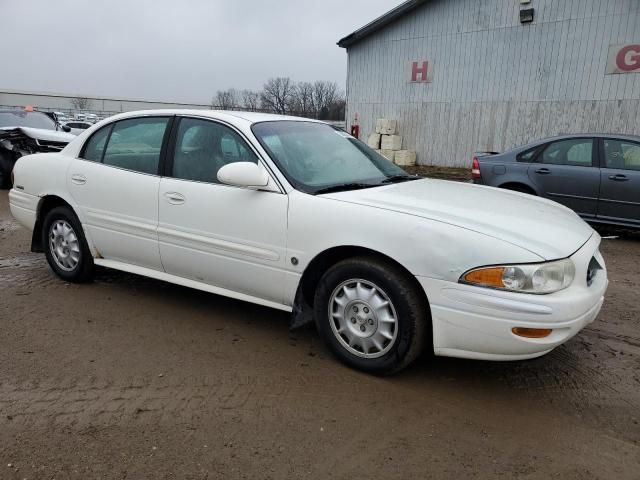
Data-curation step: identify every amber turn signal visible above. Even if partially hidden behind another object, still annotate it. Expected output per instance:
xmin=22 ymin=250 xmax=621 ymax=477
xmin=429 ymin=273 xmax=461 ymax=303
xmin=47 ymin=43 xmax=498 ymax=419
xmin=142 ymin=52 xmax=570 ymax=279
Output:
xmin=511 ymin=327 xmax=553 ymax=339
xmin=463 ymin=267 xmax=505 ymax=288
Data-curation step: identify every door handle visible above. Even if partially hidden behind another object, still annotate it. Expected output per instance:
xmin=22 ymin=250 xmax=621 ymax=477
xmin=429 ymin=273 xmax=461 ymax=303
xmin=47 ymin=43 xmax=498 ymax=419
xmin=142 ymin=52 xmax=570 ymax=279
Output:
xmin=608 ymin=174 xmax=629 ymax=182
xmin=535 ymin=168 xmax=551 ymax=175
xmin=71 ymin=174 xmax=86 ymax=185
xmin=164 ymin=192 xmax=186 ymax=205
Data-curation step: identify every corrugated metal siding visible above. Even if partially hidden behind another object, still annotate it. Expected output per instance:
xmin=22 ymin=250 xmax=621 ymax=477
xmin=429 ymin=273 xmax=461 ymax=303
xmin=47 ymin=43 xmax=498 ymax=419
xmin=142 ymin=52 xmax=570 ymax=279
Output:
xmin=345 ymin=0 xmax=640 ymax=167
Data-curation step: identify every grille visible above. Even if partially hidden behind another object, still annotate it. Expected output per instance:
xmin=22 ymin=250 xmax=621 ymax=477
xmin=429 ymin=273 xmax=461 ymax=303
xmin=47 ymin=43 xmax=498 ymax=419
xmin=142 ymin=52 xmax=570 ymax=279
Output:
xmin=35 ymin=139 xmax=68 ymax=151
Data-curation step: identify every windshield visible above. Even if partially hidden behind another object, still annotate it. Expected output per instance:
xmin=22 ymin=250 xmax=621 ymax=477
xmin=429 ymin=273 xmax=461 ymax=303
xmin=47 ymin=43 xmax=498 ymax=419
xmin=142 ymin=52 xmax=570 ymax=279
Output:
xmin=0 ymin=111 xmax=57 ymax=130
xmin=251 ymin=121 xmax=413 ymax=194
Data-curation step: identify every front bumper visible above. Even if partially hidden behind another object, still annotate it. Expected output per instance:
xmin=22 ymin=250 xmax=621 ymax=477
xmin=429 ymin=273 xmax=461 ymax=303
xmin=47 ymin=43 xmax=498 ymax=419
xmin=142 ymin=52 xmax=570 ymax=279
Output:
xmin=418 ymin=234 xmax=607 ymax=361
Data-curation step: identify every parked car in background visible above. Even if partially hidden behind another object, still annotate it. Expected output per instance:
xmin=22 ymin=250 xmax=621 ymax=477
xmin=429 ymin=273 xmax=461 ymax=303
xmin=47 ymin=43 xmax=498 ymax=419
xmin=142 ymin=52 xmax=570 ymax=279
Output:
xmin=473 ymin=134 xmax=640 ymax=229
xmin=62 ymin=120 xmax=93 ymax=136
xmin=0 ymin=109 xmax=75 ymax=188
xmin=84 ymin=114 xmax=99 ymax=123
xmin=53 ymin=111 xmax=69 ymax=124
xmin=9 ymin=110 xmax=607 ymax=374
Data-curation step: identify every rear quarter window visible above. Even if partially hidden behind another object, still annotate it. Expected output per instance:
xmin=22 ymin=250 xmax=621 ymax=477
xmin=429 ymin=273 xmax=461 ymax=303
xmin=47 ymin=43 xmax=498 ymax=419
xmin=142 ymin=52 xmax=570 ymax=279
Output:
xmin=516 ymin=146 xmax=541 ymax=162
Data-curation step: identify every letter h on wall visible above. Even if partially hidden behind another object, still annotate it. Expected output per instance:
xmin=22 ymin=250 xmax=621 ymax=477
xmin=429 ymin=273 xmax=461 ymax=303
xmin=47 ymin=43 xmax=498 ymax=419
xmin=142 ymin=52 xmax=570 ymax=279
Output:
xmin=411 ymin=61 xmax=431 ymax=82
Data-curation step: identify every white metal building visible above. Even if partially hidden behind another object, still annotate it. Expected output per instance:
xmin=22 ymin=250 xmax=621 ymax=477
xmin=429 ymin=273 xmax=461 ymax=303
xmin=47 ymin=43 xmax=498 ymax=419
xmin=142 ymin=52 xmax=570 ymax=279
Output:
xmin=339 ymin=0 xmax=640 ymax=167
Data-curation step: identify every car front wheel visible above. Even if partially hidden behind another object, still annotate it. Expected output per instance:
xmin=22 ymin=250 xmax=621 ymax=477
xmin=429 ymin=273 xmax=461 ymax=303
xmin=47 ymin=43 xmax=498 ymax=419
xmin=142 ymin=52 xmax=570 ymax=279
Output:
xmin=314 ymin=256 xmax=429 ymax=375
xmin=42 ymin=206 xmax=94 ymax=282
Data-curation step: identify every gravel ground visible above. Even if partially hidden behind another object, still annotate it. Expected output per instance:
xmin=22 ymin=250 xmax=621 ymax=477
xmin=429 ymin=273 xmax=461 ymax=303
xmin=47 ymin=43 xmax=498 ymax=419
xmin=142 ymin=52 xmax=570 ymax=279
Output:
xmin=0 ymin=189 xmax=639 ymax=479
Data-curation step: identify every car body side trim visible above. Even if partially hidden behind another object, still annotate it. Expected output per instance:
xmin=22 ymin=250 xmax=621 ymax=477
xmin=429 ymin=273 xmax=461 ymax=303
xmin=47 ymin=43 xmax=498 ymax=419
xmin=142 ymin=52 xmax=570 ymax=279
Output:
xmin=547 ymin=192 xmax=598 ymax=201
xmin=84 ymin=208 xmax=157 ymax=240
xmin=157 ymin=225 xmax=280 ymax=261
xmin=597 ymin=197 xmax=640 ymax=207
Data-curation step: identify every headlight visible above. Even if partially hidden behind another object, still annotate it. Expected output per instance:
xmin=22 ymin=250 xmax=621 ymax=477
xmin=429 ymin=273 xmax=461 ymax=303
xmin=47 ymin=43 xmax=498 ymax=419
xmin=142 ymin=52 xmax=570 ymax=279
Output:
xmin=460 ymin=258 xmax=575 ymax=294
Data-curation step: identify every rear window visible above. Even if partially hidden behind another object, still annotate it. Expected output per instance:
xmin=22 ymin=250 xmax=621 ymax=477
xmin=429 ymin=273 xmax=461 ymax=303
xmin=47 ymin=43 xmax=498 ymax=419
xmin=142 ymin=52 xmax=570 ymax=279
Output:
xmin=82 ymin=125 xmax=112 ymax=162
xmin=540 ymin=139 xmax=593 ymax=167
xmin=102 ymin=117 xmax=169 ymax=175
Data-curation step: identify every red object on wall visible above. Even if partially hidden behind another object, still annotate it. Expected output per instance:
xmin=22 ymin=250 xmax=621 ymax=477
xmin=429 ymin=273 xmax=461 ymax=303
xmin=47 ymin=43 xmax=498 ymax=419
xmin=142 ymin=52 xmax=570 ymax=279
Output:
xmin=350 ymin=113 xmax=360 ymax=138
xmin=411 ymin=61 xmax=429 ymax=82
xmin=616 ymin=44 xmax=640 ymax=72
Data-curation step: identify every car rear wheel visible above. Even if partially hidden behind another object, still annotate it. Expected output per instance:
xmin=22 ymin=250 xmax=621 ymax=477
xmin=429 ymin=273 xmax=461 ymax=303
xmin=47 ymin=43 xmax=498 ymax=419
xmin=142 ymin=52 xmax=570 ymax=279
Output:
xmin=501 ymin=183 xmax=535 ymax=195
xmin=314 ymin=256 xmax=429 ymax=375
xmin=42 ymin=206 xmax=94 ymax=282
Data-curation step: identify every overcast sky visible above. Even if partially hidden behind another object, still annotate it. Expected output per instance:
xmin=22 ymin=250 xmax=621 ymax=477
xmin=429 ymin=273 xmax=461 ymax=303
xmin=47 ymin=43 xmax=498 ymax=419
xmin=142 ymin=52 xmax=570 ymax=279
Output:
xmin=1 ymin=0 xmax=399 ymax=104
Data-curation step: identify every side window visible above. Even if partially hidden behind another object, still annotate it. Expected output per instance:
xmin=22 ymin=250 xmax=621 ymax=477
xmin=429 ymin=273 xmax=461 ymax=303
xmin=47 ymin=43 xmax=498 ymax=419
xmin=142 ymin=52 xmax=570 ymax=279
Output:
xmin=603 ymin=139 xmax=640 ymax=171
xmin=171 ymin=118 xmax=258 ymax=183
xmin=81 ymin=125 xmax=111 ymax=162
xmin=516 ymin=146 xmax=539 ymax=163
xmin=102 ymin=117 xmax=169 ymax=175
xmin=541 ymin=139 xmax=593 ymax=167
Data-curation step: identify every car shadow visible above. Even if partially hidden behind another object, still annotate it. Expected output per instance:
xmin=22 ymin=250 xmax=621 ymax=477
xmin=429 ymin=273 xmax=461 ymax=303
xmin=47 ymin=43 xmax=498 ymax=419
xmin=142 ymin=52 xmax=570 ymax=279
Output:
xmin=89 ymin=265 xmax=624 ymax=404
xmin=592 ymin=223 xmax=640 ymax=242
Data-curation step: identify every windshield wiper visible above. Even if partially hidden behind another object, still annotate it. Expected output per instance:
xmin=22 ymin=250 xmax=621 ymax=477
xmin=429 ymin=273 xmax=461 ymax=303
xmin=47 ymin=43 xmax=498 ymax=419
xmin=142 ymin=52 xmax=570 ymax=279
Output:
xmin=380 ymin=174 xmax=420 ymax=184
xmin=314 ymin=183 xmax=379 ymax=195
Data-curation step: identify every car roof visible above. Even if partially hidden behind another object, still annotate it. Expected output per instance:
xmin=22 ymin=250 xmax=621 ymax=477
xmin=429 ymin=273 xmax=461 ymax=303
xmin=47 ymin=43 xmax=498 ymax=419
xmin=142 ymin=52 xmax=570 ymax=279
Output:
xmin=0 ymin=109 xmax=50 ymax=115
xmin=101 ymin=109 xmax=325 ymax=126
xmin=506 ymin=132 xmax=640 ymax=154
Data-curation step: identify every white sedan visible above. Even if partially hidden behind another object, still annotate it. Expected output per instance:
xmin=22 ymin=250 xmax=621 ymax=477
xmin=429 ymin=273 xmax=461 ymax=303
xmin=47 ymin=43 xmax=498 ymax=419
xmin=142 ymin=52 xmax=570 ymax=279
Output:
xmin=9 ymin=110 xmax=608 ymax=374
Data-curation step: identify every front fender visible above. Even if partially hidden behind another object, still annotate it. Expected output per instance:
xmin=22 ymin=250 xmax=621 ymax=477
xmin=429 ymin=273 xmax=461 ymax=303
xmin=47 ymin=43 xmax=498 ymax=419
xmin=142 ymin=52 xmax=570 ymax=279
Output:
xmin=285 ymin=190 xmax=543 ymax=305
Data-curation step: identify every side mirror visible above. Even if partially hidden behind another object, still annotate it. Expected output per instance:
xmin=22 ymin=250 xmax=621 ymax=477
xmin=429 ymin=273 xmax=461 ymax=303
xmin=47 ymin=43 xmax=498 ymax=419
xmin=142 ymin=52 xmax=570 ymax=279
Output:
xmin=61 ymin=125 xmax=71 ymax=132
xmin=217 ymin=162 xmax=270 ymax=188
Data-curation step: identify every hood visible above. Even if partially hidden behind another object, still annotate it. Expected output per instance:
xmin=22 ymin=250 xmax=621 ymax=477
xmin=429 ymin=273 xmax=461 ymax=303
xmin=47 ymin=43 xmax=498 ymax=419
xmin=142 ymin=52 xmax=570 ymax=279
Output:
xmin=0 ymin=126 xmax=75 ymax=143
xmin=17 ymin=126 xmax=76 ymax=143
xmin=323 ymin=179 xmax=593 ymax=260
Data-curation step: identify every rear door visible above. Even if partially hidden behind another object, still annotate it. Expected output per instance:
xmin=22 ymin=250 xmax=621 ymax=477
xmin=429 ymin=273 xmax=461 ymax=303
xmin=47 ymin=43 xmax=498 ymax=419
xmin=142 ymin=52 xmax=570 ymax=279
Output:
xmin=597 ymin=138 xmax=640 ymax=227
xmin=527 ymin=138 xmax=600 ymax=218
xmin=68 ymin=116 xmax=171 ymax=270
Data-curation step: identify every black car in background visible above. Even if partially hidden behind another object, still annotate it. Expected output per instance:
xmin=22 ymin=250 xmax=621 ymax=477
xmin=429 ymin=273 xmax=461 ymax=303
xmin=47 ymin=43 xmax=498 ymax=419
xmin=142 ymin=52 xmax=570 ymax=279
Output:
xmin=472 ymin=134 xmax=640 ymax=229
xmin=0 ymin=109 xmax=75 ymax=188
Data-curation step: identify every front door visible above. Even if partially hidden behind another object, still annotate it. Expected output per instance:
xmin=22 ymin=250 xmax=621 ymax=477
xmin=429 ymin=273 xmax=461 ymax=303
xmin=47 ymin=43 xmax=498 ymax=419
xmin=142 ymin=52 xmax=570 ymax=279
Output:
xmin=527 ymin=138 xmax=600 ymax=218
xmin=68 ymin=116 xmax=171 ymax=270
xmin=157 ymin=116 xmax=288 ymax=304
xmin=597 ymin=138 xmax=640 ymax=227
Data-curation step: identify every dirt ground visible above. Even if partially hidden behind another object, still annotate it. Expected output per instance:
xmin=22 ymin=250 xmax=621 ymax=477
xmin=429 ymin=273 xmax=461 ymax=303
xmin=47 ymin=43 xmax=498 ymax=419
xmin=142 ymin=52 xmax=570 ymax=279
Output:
xmin=0 ymin=188 xmax=639 ymax=480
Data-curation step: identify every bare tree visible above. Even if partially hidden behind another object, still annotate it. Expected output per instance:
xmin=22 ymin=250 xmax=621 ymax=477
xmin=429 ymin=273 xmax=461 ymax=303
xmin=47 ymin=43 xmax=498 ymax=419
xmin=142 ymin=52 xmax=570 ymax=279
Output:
xmin=327 ymin=97 xmax=346 ymax=121
xmin=312 ymin=81 xmax=340 ymax=119
xmin=289 ymin=81 xmax=315 ymax=117
xmin=70 ymin=96 xmax=92 ymax=110
xmin=213 ymin=89 xmax=239 ymax=110
xmin=260 ymin=77 xmax=294 ymax=115
xmin=241 ymin=89 xmax=260 ymax=111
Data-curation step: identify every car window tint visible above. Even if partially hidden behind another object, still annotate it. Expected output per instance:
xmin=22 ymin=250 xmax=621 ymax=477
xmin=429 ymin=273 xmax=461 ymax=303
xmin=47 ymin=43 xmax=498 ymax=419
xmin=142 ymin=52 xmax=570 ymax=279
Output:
xmin=82 ymin=125 xmax=111 ymax=162
xmin=102 ymin=117 xmax=169 ymax=175
xmin=171 ymin=118 xmax=258 ymax=183
xmin=517 ymin=147 xmax=539 ymax=162
xmin=603 ymin=139 xmax=640 ymax=171
xmin=541 ymin=139 xmax=593 ymax=167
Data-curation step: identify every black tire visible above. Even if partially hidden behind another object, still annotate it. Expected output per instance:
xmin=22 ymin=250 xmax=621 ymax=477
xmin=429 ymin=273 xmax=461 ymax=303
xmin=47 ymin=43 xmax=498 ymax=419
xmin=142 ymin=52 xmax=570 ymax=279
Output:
xmin=42 ymin=206 xmax=94 ymax=282
xmin=314 ymin=256 xmax=429 ymax=375
xmin=0 ymin=153 xmax=13 ymax=189
xmin=501 ymin=184 xmax=535 ymax=195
